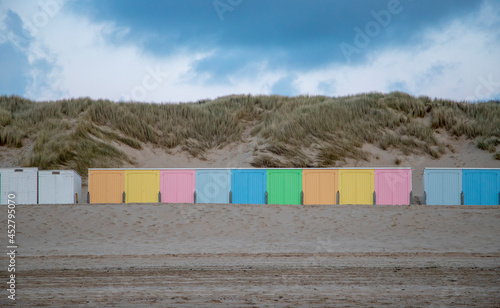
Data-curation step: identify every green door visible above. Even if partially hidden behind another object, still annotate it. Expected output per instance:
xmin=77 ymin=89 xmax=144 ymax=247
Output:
xmin=266 ymin=169 xmax=302 ymax=205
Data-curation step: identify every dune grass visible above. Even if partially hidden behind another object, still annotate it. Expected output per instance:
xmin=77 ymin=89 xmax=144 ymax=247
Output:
xmin=0 ymin=93 xmax=499 ymax=175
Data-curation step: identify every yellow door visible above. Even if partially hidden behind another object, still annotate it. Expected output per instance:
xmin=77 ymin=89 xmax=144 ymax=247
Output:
xmin=302 ymin=169 xmax=338 ymax=205
xmin=339 ymin=169 xmax=374 ymax=205
xmin=88 ymin=170 xmax=125 ymax=204
xmin=125 ymin=170 xmax=160 ymax=203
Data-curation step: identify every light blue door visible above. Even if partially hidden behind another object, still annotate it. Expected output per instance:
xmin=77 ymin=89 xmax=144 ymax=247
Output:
xmin=463 ymin=169 xmax=500 ymax=205
xmin=424 ymin=169 xmax=462 ymax=205
xmin=231 ymin=170 xmax=266 ymax=204
xmin=195 ymin=170 xmax=231 ymax=203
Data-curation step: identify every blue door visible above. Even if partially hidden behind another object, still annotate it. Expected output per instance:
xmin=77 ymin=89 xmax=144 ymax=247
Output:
xmin=195 ymin=169 xmax=231 ymax=203
xmin=424 ymin=169 xmax=462 ymax=205
xmin=463 ymin=169 xmax=500 ymax=205
xmin=231 ymin=169 xmax=266 ymax=204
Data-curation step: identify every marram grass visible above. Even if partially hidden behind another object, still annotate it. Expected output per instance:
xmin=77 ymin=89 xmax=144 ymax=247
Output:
xmin=0 ymin=92 xmax=499 ymax=175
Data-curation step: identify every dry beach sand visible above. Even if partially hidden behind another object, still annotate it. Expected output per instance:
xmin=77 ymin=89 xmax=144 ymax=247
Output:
xmin=1 ymin=203 xmax=499 ymax=307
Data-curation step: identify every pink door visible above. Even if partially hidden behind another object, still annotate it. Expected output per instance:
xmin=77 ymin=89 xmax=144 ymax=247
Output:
xmin=160 ymin=170 xmax=195 ymax=203
xmin=375 ymin=169 xmax=411 ymax=205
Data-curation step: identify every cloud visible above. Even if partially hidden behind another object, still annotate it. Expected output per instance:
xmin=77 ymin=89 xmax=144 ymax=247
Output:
xmin=293 ymin=1 xmax=500 ymax=101
xmin=0 ymin=1 xmax=286 ymax=102
xmin=271 ymin=74 xmax=298 ymax=97
xmin=0 ymin=0 xmax=499 ymax=102
xmin=0 ymin=13 xmax=9 ymax=44
xmin=26 ymin=14 xmax=209 ymax=101
xmin=0 ymin=1 xmax=206 ymax=101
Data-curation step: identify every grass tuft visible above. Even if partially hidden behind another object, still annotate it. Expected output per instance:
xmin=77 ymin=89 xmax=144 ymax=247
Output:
xmin=1 ymin=93 xmax=500 ymax=175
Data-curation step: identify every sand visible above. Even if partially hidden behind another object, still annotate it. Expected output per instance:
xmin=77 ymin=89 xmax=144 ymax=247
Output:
xmin=1 ymin=203 xmax=499 ymax=307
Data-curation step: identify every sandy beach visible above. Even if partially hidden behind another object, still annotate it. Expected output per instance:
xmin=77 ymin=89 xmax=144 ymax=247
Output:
xmin=1 ymin=203 xmax=499 ymax=307
xmin=2 ymin=0 xmax=500 ymax=306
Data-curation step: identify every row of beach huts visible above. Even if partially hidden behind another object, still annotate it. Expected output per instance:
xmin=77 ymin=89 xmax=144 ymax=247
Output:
xmin=1 ymin=167 xmax=499 ymax=205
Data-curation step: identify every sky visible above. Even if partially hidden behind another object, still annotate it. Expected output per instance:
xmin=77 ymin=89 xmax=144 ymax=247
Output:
xmin=0 ymin=0 xmax=499 ymax=103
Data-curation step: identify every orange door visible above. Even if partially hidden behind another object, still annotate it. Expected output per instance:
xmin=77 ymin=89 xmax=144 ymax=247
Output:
xmin=88 ymin=170 xmax=124 ymax=204
xmin=302 ymin=169 xmax=338 ymax=205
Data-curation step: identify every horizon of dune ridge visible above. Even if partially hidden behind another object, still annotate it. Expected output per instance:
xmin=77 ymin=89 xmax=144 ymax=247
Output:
xmin=0 ymin=92 xmax=499 ymax=178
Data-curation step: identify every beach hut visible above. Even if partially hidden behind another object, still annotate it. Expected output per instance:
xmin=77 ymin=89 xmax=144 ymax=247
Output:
xmin=88 ymin=169 xmax=125 ymax=204
xmin=338 ymin=169 xmax=374 ymax=205
xmin=38 ymin=170 xmax=82 ymax=204
xmin=231 ymin=169 xmax=266 ymax=204
xmin=424 ymin=168 xmax=462 ymax=205
xmin=266 ymin=169 xmax=302 ymax=205
xmin=0 ymin=167 xmax=38 ymax=205
xmin=302 ymin=169 xmax=338 ymax=205
xmin=195 ymin=169 xmax=231 ymax=203
xmin=124 ymin=169 xmax=160 ymax=203
xmin=374 ymin=168 xmax=412 ymax=205
xmin=160 ymin=169 xmax=195 ymax=203
xmin=462 ymin=169 xmax=500 ymax=205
